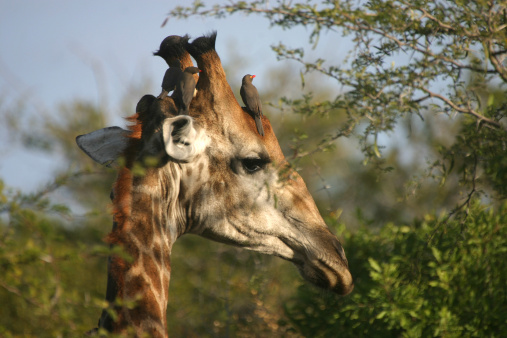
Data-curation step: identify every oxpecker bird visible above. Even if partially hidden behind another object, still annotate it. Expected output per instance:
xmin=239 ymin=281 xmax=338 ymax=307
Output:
xmin=157 ymin=60 xmax=183 ymax=99
xmin=173 ymin=66 xmax=200 ymax=115
xmin=240 ymin=74 xmax=264 ymax=136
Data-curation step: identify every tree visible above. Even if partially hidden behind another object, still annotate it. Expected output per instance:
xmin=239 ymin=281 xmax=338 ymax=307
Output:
xmin=168 ymin=0 xmax=507 ymax=219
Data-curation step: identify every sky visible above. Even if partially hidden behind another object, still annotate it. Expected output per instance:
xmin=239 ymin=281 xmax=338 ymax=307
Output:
xmin=0 ymin=0 xmax=345 ymax=192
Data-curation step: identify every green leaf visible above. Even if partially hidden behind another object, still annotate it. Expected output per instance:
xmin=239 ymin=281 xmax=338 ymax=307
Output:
xmin=368 ymin=258 xmax=382 ymax=272
xmin=487 ymin=94 xmax=495 ymax=107
xmin=431 ymin=247 xmax=442 ymax=263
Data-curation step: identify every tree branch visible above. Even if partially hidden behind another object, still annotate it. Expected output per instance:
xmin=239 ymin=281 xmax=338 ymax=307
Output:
xmin=416 ymin=86 xmax=503 ymax=128
xmin=487 ymin=40 xmax=507 ymax=83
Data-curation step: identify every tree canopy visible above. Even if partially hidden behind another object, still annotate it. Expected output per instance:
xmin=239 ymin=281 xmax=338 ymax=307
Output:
xmin=171 ymin=0 xmax=507 ymax=200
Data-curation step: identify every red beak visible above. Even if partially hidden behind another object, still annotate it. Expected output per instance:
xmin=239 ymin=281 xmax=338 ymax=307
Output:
xmin=252 ymin=75 xmax=256 ymax=78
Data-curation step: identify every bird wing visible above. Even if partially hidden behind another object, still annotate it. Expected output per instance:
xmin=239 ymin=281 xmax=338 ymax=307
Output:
xmin=241 ymin=84 xmax=262 ymax=115
xmin=180 ymin=73 xmax=196 ymax=106
xmin=162 ymin=67 xmax=182 ymax=91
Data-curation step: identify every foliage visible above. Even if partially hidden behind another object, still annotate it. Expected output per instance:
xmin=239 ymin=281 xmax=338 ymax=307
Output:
xmin=0 ymin=177 xmax=108 ymax=337
xmin=285 ymin=201 xmax=507 ymax=337
xmin=168 ymin=0 xmax=507 ymax=205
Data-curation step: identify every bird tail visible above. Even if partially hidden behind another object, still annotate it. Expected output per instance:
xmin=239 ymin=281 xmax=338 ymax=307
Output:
xmin=255 ymin=116 xmax=265 ymax=136
xmin=179 ymin=107 xmax=189 ymax=115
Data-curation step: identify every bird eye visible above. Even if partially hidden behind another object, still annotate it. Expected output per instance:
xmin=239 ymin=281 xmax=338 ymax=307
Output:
xmin=241 ymin=158 xmax=268 ymax=174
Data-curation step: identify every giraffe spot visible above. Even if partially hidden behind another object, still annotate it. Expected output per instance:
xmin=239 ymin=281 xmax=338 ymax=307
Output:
xmin=135 ymin=287 xmax=163 ymax=320
xmin=113 ymin=234 xmax=139 ymax=262
xmin=124 ymin=276 xmax=164 ymax=326
xmin=124 ymin=240 xmax=141 ymax=262
xmin=212 ymin=180 xmax=225 ymax=195
xmin=131 ymin=222 xmax=154 ymax=247
xmin=125 ymin=275 xmax=145 ymax=299
xmin=186 ymin=167 xmax=193 ymax=177
xmin=153 ymin=242 xmax=162 ymax=264
xmin=142 ymin=253 xmax=162 ymax=291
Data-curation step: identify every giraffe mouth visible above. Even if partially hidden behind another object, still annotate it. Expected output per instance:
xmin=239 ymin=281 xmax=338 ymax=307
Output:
xmin=293 ymin=255 xmax=354 ymax=295
xmin=285 ymin=233 xmax=354 ymax=296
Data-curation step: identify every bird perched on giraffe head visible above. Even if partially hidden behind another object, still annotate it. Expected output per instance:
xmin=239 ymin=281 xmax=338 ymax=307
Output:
xmin=173 ymin=66 xmax=200 ymax=115
xmin=157 ymin=59 xmax=183 ymax=99
xmin=240 ymin=74 xmax=264 ymax=137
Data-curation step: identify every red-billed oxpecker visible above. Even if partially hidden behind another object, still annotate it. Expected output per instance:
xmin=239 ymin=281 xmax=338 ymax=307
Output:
xmin=173 ymin=66 xmax=200 ymax=115
xmin=157 ymin=59 xmax=183 ymax=99
xmin=153 ymin=35 xmax=193 ymax=101
xmin=240 ymin=74 xmax=264 ymax=136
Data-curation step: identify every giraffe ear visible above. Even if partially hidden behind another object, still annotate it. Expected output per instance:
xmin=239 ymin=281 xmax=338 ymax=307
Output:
xmin=76 ymin=127 xmax=131 ymax=167
xmin=162 ymin=116 xmax=203 ymax=161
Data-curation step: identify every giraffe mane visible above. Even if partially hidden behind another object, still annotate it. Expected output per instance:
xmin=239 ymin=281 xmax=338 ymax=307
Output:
xmin=106 ymin=118 xmax=139 ymax=249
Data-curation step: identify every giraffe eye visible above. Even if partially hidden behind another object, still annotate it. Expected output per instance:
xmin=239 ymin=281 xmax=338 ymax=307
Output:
xmin=241 ymin=157 xmax=269 ymax=174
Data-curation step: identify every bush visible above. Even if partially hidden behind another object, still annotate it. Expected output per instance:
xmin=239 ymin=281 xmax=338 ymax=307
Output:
xmin=285 ymin=201 xmax=507 ymax=337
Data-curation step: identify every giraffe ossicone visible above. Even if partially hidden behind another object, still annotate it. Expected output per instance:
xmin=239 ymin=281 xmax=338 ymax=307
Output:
xmin=77 ymin=32 xmax=353 ymax=337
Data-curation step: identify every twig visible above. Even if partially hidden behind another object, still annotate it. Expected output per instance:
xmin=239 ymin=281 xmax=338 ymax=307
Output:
xmin=295 ymin=123 xmax=355 ymax=160
xmin=417 ymin=86 xmax=502 ymax=128
xmin=0 ymin=281 xmax=42 ymax=307
xmin=426 ymin=154 xmax=478 ymax=246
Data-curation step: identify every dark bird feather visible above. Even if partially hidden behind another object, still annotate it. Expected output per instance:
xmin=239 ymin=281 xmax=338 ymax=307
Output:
xmin=157 ymin=60 xmax=183 ymax=99
xmin=173 ymin=67 xmax=200 ymax=115
xmin=240 ymin=74 xmax=264 ymax=136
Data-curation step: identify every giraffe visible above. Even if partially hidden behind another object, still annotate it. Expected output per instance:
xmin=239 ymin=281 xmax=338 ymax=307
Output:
xmin=77 ymin=32 xmax=353 ymax=337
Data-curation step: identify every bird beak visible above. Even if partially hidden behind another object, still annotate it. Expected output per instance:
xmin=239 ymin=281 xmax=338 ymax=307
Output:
xmin=251 ymin=75 xmax=256 ymax=79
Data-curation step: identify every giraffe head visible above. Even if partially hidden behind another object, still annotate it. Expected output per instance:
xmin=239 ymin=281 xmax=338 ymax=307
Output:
xmin=77 ymin=33 xmax=353 ymax=299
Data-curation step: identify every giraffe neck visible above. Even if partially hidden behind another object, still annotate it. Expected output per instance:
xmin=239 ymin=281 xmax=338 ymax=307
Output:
xmin=99 ymin=165 xmax=182 ymax=337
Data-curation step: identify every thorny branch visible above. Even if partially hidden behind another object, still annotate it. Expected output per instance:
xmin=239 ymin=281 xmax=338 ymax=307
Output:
xmin=169 ymin=1 xmax=507 ymax=130
xmin=0 ymin=170 xmax=104 ymax=214
xmin=426 ymin=154 xmax=479 ymax=246
xmin=0 ymin=281 xmax=42 ymax=307
xmin=294 ymin=123 xmax=355 ymax=160
xmin=416 ymin=86 xmax=502 ymax=128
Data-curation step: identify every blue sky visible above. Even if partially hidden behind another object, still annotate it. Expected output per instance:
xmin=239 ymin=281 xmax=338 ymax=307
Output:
xmin=1 ymin=1 xmax=343 ymax=192
xmin=1 ymin=1 xmax=293 ymax=111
